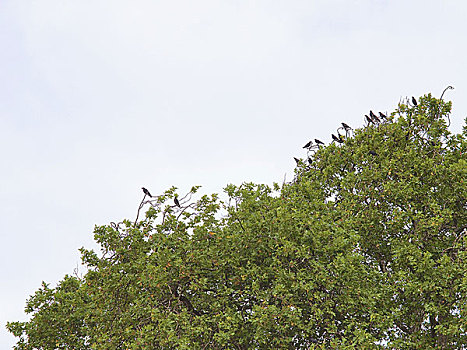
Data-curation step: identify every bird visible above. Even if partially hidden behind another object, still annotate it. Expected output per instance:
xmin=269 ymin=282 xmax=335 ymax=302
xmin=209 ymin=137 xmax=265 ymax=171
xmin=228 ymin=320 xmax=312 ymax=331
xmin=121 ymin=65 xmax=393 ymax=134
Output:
xmin=142 ymin=187 xmax=152 ymax=197
xmin=332 ymin=134 xmax=344 ymax=144
xmin=370 ymin=111 xmax=380 ymax=123
xmin=412 ymin=96 xmax=418 ymax=106
xmin=341 ymin=122 xmax=351 ymax=131
xmin=294 ymin=157 xmax=300 ymax=165
xmin=365 ymin=115 xmax=373 ymax=125
xmin=174 ymin=196 xmax=181 ymax=207
xmin=379 ymin=112 xmax=387 ymax=120
xmin=303 ymin=140 xmax=313 ymax=149
xmin=314 ymin=139 xmax=325 ymax=146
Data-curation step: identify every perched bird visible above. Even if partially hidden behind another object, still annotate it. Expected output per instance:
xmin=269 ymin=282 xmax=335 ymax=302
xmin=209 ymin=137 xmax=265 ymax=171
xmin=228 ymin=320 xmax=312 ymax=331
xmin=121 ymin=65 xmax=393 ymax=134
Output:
xmin=303 ymin=140 xmax=313 ymax=149
xmin=307 ymin=157 xmax=313 ymax=165
xmin=365 ymin=115 xmax=373 ymax=125
xmin=294 ymin=157 xmax=300 ymax=165
xmin=379 ymin=112 xmax=387 ymax=120
xmin=341 ymin=122 xmax=351 ymax=131
xmin=142 ymin=187 xmax=152 ymax=197
xmin=174 ymin=196 xmax=181 ymax=207
xmin=370 ymin=111 xmax=380 ymax=123
xmin=369 ymin=150 xmax=378 ymax=156
xmin=412 ymin=96 xmax=418 ymax=106
xmin=314 ymin=139 xmax=325 ymax=146
xmin=332 ymin=134 xmax=344 ymax=144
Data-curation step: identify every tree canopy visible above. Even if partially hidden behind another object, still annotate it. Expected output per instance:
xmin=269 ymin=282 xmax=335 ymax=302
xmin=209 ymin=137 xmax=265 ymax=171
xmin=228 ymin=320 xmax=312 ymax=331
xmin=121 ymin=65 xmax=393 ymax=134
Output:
xmin=7 ymin=93 xmax=467 ymax=349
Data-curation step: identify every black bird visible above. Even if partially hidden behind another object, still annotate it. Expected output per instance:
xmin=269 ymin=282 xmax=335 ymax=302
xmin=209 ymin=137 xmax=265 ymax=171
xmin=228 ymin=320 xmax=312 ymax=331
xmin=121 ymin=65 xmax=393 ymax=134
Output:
xmin=369 ymin=151 xmax=378 ymax=156
xmin=379 ymin=112 xmax=387 ymax=120
xmin=294 ymin=157 xmax=300 ymax=165
xmin=341 ymin=122 xmax=351 ymax=131
xmin=412 ymin=96 xmax=418 ymax=106
xmin=314 ymin=139 xmax=325 ymax=146
xmin=174 ymin=196 xmax=181 ymax=207
xmin=332 ymin=134 xmax=344 ymax=144
xmin=142 ymin=187 xmax=152 ymax=197
xmin=370 ymin=111 xmax=380 ymax=123
xmin=365 ymin=115 xmax=373 ymax=125
xmin=303 ymin=140 xmax=313 ymax=149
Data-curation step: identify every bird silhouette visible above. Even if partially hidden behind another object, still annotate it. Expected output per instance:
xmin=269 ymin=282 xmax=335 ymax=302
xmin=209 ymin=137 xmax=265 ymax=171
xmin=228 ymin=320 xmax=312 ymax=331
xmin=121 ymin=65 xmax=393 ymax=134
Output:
xmin=174 ymin=197 xmax=181 ymax=207
xmin=365 ymin=115 xmax=373 ymax=125
xmin=370 ymin=111 xmax=380 ymax=123
xmin=341 ymin=122 xmax=351 ymax=131
xmin=379 ymin=112 xmax=387 ymax=120
xmin=142 ymin=187 xmax=152 ymax=197
xmin=332 ymin=134 xmax=344 ymax=144
xmin=412 ymin=96 xmax=418 ymax=106
xmin=303 ymin=140 xmax=313 ymax=149
xmin=314 ymin=139 xmax=325 ymax=146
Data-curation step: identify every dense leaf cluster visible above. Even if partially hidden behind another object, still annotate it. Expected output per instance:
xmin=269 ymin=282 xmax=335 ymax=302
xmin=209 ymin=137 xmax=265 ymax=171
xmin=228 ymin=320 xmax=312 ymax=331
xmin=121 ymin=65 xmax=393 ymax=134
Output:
xmin=7 ymin=94 xmax=466 ymax=349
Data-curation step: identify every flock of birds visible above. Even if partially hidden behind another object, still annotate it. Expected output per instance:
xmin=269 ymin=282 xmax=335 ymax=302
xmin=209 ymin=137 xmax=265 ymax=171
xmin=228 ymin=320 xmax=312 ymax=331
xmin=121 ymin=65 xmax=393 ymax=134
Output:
xmin=294 ymin=96 xmax=419 ymax=165
xmin=141 ymin=96 xmax=422 ymax=199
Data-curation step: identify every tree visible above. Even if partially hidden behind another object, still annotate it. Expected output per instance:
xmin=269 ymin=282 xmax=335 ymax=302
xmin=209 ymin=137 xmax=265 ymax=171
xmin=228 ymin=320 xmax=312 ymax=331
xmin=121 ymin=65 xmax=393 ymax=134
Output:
xmin=7 ymin=93 xmax=466 ymax=349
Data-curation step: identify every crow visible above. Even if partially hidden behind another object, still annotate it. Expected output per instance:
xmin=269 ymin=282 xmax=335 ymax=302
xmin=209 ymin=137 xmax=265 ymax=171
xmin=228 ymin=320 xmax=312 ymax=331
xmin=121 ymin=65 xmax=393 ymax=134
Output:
xmin=379 ymin=112 xmax=387 ymax=120
xmin=314 ymin=139 xmax=325 ymax=146
xmin=365 ymin=115 xmax=373 ymax=125
xmin=370 ymin=111 xmax=380 ymax=123
xmin=412 ymin=96 xmax=418 ymax=106
xmin=332 ymin=134 xmax=344 ymax=144
xmin=303 ymin=140 xmax=313 ymax=149
xmin=174 ymin=197 xmax=181 ymax=207
xmin=142 ymin=187 xmax=152 ymax=197
xmin=294 ymin=157 xmax=300 ymax=165
xmin=341 ymin=122 xmax=351 ymax=131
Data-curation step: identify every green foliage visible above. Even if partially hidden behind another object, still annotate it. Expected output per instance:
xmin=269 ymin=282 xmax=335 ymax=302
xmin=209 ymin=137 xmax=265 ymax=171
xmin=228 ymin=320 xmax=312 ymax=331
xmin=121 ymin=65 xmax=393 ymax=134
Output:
xmin=7 ymin=94 xmax=466 ymax=349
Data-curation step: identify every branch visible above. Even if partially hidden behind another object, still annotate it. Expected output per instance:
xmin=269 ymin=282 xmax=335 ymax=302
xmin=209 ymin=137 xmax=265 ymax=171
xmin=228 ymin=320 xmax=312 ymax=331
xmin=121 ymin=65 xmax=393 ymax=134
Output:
xmin=134 ymin=194 xmax=147 ymax=225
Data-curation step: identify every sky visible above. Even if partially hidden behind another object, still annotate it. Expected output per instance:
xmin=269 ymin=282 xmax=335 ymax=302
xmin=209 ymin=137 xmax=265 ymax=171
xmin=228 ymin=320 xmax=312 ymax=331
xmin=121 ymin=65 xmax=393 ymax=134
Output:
xmin=1 ymin=0 xmax=466 ymax=346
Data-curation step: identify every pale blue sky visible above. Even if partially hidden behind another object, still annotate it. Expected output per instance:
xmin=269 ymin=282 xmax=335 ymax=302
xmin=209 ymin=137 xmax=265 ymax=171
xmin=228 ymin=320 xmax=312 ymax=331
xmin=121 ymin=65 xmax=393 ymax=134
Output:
xmin=1 ymin=1 xmax=466 ymax=346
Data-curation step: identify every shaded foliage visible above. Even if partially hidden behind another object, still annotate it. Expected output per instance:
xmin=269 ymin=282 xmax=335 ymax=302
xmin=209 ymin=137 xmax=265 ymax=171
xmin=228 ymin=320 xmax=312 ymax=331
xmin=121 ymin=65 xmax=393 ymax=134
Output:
xmin=7 ymin=94 xmax=466 ymax=349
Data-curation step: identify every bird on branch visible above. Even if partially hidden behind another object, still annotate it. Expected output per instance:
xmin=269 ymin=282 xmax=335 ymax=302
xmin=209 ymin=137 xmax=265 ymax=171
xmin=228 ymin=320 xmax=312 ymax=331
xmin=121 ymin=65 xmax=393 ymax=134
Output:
xmin=174 ymin=196 xmax=181 ymax=208
xmin=341 ymin=122 xmax=351 ymax=131
xmin=332 ymin=134 xmax=344 ymax=144
xmin=370 ymin=111 xmax=380 ymax=123
xmin=314 ymin=139 xmax=325 ymax=146
xmin=303 ymin=140 xmax=313 ymax=149
xmin=142 ymin=187 xmax=152 ymax=197
xmin=365 ymin=115 xmax=373 ymax=125
xmin=412 ymin=96 xmax=418 ymax=106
